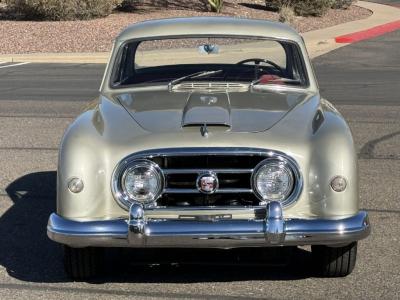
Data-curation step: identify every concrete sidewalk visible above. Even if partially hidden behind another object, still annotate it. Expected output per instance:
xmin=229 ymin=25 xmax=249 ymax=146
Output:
xmin=302 ymin=1 xmax=400 ymax=57
xmin=0 ymin=1 xmax=398 ymax=64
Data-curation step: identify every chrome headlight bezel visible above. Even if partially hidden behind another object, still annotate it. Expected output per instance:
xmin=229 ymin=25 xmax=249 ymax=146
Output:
xmin=112 ymin=159 xmax=164 ymax=209
xmin=251 ymin=156 xmax=302 ymax=207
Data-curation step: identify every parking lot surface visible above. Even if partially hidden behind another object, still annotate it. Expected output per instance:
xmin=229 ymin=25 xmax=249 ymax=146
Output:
xmin=0 ymin=30 xmax=399 ymax=299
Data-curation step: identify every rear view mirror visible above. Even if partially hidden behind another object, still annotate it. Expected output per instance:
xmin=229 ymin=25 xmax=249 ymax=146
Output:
xmin=198 ymin=44 xmax=219 ymax=55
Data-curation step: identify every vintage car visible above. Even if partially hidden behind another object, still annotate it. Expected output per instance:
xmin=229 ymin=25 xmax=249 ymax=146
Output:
xmin=47 ymin=17 xmax=370 ymax=279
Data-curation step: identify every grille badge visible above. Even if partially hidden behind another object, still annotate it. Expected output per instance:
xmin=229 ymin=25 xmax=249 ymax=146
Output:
xmin=196 ymin=172 xmax=219 ymax=194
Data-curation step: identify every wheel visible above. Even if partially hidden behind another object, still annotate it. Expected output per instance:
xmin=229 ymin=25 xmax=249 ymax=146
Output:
xmin=63 ymin=245 xmax=104 ymax=280
xmin=311 ymin=242 xmax=357 ymax=277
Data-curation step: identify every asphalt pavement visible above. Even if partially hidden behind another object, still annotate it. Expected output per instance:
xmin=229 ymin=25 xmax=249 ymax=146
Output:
xmin=0 ymin=30 xmax=399 ymax=299
xmin=367 ymin=0 xmax=400 ymax=6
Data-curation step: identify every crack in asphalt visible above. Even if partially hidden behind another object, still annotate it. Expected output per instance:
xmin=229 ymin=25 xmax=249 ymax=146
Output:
xmin=347 ymin=120 xmax=400 ymax=124
xmin=363 ymin=208 xmax=400 ymax=214
xmin=0 ymin=115 xmax=75 ymax=119
xmin=0 ymin=147 xmax=58 ymax=151
xmin=0 ymin=283 xmax=270 ymax=300
xmin=359 ymin=130 xmax=400 ymax=159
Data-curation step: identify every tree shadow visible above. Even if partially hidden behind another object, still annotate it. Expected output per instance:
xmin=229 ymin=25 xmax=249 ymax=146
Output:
xmin=1 ymin=171 xmax=313 ymax=283
xmin=118 ymin=0 xmax=209 ymax=13
xmin=238 ymin=2 xmax=278 ymax=12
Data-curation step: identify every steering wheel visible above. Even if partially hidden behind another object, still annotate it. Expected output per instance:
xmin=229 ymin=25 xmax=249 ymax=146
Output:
xmin=237 ymin=58 xmax=284 ymax=74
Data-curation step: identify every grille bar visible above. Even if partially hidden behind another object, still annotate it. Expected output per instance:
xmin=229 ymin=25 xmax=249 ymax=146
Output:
xmin=164 ymin=188 xmax=253 ymax=194
xmin=163 ymin=168 xmax=254 ymax=175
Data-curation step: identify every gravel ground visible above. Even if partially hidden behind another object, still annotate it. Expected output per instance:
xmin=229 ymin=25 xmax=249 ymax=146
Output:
xmin=0 ymin=1 xmax=371 ymax=54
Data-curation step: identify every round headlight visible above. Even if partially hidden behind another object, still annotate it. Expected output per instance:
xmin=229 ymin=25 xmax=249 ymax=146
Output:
xmin=251 ymin=158 xmax=296 ymax=204
xmin=119 ymin=160 xmax=164 ymax=205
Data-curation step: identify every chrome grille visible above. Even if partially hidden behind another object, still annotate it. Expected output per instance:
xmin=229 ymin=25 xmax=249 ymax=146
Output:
xmin=146 ymin=149 xmax=269 ymax=207
xmin=112 ymin=148 xmax=302 ymax=208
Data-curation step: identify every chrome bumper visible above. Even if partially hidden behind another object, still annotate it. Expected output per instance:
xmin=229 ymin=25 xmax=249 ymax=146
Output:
xmin=47 ymin=202 xmax=370 ymax=248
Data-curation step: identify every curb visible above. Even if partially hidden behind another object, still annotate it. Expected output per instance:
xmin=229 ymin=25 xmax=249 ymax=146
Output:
xmin=335 ymin=20 xmax=400 ymax=43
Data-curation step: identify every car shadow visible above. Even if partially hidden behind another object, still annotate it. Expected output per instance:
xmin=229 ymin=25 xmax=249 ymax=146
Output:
xmin=1 ymin=171 xmax=313 ymax=283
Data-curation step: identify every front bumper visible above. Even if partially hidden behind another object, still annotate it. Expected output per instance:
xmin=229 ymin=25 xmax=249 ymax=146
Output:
xmin=47 ymin=201 xmax=370 ymax=248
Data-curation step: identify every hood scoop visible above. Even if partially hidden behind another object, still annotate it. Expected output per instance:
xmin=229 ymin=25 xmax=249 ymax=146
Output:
xmin=182 ymin=93 xmax=231 ymax=128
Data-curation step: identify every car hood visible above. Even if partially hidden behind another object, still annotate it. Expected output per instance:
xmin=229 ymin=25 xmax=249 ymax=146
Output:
xmin=116 ymin=88 xmax=311 ymax=133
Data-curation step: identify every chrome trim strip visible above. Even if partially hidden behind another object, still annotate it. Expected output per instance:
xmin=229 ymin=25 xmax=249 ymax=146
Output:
xmin=164 ymin=188 xmax=253 ymax=194
xmin=47 ymin=203 xmax=370 ymax=248
xmin=163 ymin=168 xmax=254 ymax=175
xmin=144 ymin=206 xmax=264 ymax=212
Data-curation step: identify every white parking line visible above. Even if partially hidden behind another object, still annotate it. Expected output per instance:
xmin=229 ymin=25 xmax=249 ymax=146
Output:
xmin=0 ymin=62 xmax=30 ymax=69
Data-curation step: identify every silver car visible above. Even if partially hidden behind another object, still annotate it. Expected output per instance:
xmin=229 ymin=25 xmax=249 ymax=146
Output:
xmin=47 ymin=17 xmax=370 ymax=279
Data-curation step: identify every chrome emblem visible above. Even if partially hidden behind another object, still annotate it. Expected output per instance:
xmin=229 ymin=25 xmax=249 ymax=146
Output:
xmin=200 ymin=95 xmax=218 ymax=105
xmin=196 ymin=172 xmax=219 ymax=194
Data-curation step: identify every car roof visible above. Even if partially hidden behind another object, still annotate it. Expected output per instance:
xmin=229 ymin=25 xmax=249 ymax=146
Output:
xmin=117 ymin=17 xmax=302 ymax=43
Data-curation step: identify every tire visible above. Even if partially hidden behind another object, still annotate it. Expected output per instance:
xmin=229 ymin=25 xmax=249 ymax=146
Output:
xmin=63 ymin=246 xmax=104 ymax=280
xmin=311 ymin=242 xmax=357 ymax=277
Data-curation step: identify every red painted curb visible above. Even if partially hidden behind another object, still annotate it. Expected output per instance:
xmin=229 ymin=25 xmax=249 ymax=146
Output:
xmin=335 ymin=20 xmax=400 ymax=43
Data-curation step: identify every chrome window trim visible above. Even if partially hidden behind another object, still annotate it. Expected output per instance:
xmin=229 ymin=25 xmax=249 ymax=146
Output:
xmin=111 ymin=147 xmax=303 ymax=210
xmin=110 ymin=35 xmax=310 ymax=90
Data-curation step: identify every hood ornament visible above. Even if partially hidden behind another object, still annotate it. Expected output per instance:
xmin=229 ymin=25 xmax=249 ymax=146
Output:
xmin=200 ymin=95 xmax=218 ymax=105
xmin=200 ymin=123 xmax=209 ymax=138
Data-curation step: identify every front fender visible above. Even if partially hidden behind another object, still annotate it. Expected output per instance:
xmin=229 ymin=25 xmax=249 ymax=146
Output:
xmin=307 ymin=99 xmax=358 ymax=217
xmin=57 ymin=95 xmax=147 ymax=220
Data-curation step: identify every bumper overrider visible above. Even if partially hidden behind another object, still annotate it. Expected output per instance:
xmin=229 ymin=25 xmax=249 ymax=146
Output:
xmin=47 ymin=201 xmax=370 ymax=248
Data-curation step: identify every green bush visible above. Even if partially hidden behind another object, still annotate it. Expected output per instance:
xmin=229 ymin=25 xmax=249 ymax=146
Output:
xmin=265 ymin=0 xmax=335 ymax=16
xmin=6 ymin=0 xmax=119 ymax=20
xmin=331 ymin=0 xmax=356 ymax=9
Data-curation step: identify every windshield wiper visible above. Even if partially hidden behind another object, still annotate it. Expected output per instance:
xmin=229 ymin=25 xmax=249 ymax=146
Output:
xmin=168 ymin=69 xmax=223 ymax=90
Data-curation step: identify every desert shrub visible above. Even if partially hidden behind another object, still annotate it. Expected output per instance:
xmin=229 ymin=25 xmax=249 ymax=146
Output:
xmin=295 ymin=0 xmax=334 ymax=16
xmin=266 ymin=0 xmax=335 ymax=16
xmin=278 ymin=5 xmax=295 ymax=24
xmin=331 ymin=0 xmax=356 ymax=9
xmin=118 ymin=0 xmax=133 ymax=11
xmin=207 ymin=0 xmax=223 ymax=12
xmin=118 ymin=0 xmax=211 ymax=12
xmin=6 ymin=0 xmax=120 ymax=20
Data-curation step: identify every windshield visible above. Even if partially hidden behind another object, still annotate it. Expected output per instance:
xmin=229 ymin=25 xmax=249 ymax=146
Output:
xmin=112 ymin=37 xmax=308 ymax=88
